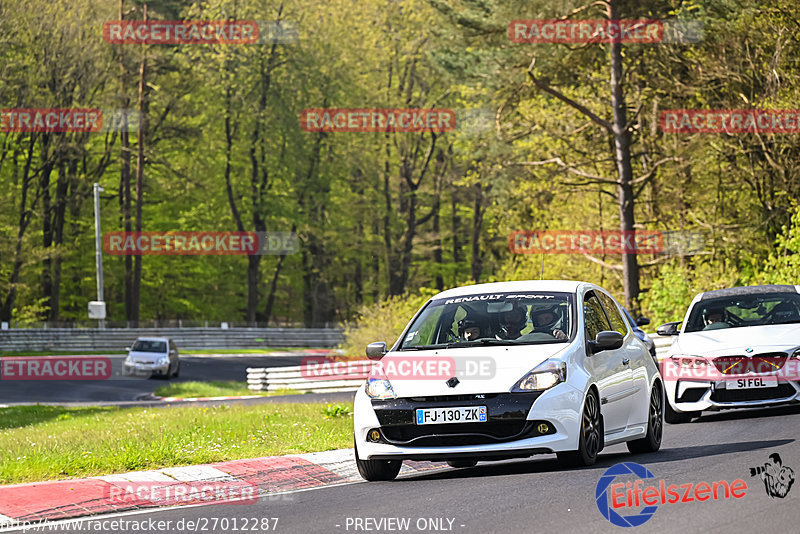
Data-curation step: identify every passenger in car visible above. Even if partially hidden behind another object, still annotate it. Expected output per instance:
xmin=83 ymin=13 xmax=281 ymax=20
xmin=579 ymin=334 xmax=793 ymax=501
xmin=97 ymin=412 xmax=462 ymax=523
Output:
xmin=496 ymin=303 xmax=526 ymax=339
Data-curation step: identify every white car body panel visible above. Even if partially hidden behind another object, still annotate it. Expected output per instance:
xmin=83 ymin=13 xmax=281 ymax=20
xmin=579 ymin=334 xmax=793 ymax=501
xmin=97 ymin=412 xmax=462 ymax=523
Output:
xmin=354 ymin=280 xmax=661 ymax=462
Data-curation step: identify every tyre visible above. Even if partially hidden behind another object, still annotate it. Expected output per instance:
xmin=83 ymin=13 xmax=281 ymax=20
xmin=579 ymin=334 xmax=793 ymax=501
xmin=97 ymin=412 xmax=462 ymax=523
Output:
xmin=446 ymin=460 xmax=478 ymax=468
xmin=664 ymin=398 xmax=699 ymax=424
xmin=557 ymin=389 xmax=602 ymax=467
xmin=170 ymin=361 xmax=180 ymax=379
xmin=627 ymin=381 xmax=663 ymax=454
xmin=354 ymin=438 xmax=401 ymax=481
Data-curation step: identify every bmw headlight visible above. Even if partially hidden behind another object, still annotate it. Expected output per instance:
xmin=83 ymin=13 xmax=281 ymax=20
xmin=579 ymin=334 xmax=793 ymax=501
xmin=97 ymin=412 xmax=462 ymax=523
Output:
xmin=513 ymin=360 xmax=567 ymax=392
xmin=366 ymin=378 xmax=396 ymax=399
xmin=670 ymin=355 xmax=710 ymax=368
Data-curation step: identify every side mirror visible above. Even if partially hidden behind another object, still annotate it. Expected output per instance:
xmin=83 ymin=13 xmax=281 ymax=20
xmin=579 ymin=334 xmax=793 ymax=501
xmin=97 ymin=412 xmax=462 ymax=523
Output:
xmin=635 ymin=316 xmax=650 ymax=327
xmin=588 ymin=330 xmax=624 ymax=354
xmin=366 ymin=341 xmax=387 ymax=360
xmin=656 ymin=321 xmax=681 ymax=336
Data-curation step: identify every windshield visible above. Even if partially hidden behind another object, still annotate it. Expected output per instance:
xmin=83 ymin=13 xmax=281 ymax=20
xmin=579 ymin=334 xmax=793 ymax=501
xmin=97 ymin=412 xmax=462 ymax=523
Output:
xmin=684 ymin=293 xmax=800 ymax=332
xmin=399 ymin=291 xmax=574 ymax=350
xmin=132 ymin=340 xmax=167 ymax=353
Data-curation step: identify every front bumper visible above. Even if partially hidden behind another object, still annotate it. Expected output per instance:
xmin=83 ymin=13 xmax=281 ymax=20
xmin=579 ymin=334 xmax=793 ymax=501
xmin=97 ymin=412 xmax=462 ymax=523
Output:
xmin=666 ymin=378 xmax=800 ymax=412
xmin=123 ymin=362 xmax=169 ymax=376
xmin=354 ymin=382 xmax=583 ymax=461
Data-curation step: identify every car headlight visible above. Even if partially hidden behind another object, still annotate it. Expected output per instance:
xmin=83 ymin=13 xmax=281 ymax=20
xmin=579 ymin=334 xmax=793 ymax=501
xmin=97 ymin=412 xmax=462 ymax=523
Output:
xmin=670 ymin=355 xmax=710 ymax=368
xmin=365 ymin=378 xmax=396 ymax=399
xmin=513 ymin=360 xmax=567 ymax=392
xmin=158 ymin=356 xmax=170 ymax=365
xmin=792 ymin=349 xmax=800 ymax=359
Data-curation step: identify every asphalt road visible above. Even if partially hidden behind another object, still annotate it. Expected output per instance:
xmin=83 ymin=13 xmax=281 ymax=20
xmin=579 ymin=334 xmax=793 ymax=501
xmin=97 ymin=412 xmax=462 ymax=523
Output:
xmin=0 ymin=354 xmax=307 ymax=404
xmin=13 ymin=403 xmax=800 ymax=534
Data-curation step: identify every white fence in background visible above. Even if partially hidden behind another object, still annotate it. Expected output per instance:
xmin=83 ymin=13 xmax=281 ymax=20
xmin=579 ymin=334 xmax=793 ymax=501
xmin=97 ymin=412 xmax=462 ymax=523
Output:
xmin=247 ymin=334 xmax=679 ymax=394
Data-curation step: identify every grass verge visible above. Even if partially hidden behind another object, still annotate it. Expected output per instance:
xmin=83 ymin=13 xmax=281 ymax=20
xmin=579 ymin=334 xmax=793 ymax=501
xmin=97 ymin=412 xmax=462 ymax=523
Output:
xmin=0 ymin=403 xmax=353 ymax=485
xmin=153 ymin=381 xmax=301 ymax=398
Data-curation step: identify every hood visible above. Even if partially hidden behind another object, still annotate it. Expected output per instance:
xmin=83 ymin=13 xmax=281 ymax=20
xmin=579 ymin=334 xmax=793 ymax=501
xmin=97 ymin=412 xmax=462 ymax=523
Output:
xmin=378 ymin=343 xmax=570 ymax=398
xmin=128 ymin=351 xmax=167 ymax=362
xmin=673 ymin=324 xmax=800 ymax=357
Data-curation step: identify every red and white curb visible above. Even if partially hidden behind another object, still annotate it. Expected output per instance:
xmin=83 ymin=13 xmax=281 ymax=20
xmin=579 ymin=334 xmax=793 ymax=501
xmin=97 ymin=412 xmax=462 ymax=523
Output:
xmin=0 ymin=449 xmax=445 ymax=526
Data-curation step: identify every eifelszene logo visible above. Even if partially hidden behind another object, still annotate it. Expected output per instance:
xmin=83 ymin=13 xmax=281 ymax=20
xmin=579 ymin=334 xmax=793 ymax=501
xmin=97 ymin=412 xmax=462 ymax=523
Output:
xmin=595 ymin=462 xmax=748 ymax=527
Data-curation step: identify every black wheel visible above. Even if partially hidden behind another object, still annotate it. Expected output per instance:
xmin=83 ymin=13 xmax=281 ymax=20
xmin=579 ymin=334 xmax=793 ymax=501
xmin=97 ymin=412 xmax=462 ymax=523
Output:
xmin=171 ymin=360 xmax=180 ymax=378
xmin=354 ymin=438 xmax=401 ymax=481
xmin=446 ymin=460 xmax=478 ymax=468
xmin=664 ymin=398 xmax=699 ymax=424
xmin=627 ymin=381 xmax=663 ymax=453
xmin=557 ymin=389 xmax=601 ymax=467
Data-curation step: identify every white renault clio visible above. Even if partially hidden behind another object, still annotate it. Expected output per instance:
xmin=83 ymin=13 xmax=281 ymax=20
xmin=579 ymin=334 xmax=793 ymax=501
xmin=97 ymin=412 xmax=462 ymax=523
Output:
xmin=353 ymin=280 xmax=663 ymax=481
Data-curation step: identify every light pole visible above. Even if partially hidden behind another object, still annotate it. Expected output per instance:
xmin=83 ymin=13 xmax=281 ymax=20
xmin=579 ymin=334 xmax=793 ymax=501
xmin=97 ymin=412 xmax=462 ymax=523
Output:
xmin=90 ymin=183 xmax=107 ymax=328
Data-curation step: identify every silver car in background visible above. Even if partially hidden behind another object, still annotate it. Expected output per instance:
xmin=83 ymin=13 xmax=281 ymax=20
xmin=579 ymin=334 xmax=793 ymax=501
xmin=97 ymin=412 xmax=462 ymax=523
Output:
xmin=123 ymin=337 xmax=180 ymax=379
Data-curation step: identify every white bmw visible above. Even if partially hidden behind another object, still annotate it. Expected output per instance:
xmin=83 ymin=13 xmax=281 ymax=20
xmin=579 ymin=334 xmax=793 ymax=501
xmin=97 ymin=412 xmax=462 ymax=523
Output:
xmin=353 ymin=280 xmax=663 ymax=481
xmin=657 ymin=284 xmax=800 ymax=423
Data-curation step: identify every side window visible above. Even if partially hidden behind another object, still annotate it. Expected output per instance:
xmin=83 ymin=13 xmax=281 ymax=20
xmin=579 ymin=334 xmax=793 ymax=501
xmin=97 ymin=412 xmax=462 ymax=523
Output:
xmin=584 ymin=292 xmax=611 ymax=340
xmin=597 ymin=292 xmax=629 ymax=336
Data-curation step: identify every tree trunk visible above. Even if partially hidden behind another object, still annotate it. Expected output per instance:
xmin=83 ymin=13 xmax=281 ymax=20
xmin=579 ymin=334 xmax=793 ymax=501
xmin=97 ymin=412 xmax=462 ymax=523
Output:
xmin=470 ymin=183 xmax=484 ymax=283
xmin=1 ymin=134 xmax=37 ymax=321
xmin=132 ymin=3 xmax=149 ymax=323
xmin=118 ymin=0 xmax=134 ymax=324
xmin=608 ymin=0 xmax=640 ymax=310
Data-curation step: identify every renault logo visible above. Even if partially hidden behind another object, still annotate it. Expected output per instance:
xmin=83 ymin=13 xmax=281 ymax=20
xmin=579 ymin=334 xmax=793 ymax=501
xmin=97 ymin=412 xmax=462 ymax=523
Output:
xmin=446 ymin=376 xmax=460 ymax=388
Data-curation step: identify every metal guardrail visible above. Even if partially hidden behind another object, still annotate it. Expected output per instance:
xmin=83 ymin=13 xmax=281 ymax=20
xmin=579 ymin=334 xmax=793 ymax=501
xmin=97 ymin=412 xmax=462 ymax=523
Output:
xmin=246 ymin=333 xmax=679 ymax=394
xmin=0 ymin=327 xmax=344 ymax=352
xmin=247 ymin=361 xmax=370 ymax=394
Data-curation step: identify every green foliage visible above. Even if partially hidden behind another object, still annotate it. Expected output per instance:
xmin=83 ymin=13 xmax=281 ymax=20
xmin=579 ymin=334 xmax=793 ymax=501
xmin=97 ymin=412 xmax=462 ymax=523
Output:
xmin=339 ymin=287 xmax=441 ymax=357
xmin=0 ymin=403 xmax=354 ymax=484
xmin=639 ymin=264 xmax=696 ymax=327
xmin=321 ymin=404 xmax=352 ymax=419
xmin=756 ymin=205 xmax=800 ymax=285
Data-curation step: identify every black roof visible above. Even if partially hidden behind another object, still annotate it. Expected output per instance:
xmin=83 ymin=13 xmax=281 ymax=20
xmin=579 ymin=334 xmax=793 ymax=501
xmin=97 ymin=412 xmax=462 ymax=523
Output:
xmin=700 ymin=284 xmax=798 ymax=300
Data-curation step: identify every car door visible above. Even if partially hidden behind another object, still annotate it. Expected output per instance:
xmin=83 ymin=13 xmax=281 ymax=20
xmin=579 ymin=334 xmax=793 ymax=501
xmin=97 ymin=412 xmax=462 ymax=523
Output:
xmin=596 ymin=291 xmax=648 ymax=429
xmin=582 ymin=290 xmax=634 ymax=435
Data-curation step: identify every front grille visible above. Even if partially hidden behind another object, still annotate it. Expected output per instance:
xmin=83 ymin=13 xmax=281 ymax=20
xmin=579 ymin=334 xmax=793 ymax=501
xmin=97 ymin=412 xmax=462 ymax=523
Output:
xmin=710 ymin=383 xmax=796 ymax=403
xmin=380 ymin=420 xmax=551 ymax=447
xmin=712 ymin=353 xmax=788 ymax=375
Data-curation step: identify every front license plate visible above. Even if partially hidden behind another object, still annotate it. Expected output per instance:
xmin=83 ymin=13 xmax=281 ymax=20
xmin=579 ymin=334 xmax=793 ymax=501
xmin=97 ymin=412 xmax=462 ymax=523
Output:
xmin=415 ymin=406 xmax=487 ymax=425
xmin=728 ymin=376 xmax=778 ymax=389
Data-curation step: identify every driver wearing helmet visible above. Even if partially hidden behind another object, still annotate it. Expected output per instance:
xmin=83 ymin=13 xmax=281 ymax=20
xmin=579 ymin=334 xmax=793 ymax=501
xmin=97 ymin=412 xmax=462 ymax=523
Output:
xmin=458 ymin=317 xmax=484 ymax=341
xmin=496 ymin=303 xmax=526 ymax=340
xmin=530 ymin=303 xmax=568 ymax=340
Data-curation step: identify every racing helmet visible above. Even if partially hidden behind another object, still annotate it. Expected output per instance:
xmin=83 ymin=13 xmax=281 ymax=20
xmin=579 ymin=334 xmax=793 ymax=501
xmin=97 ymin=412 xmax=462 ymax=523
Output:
xmin=500 ymin=302 xmax=526 ymax=331
xmin=458 ymin=317 xmax=483 ymax=339
xmin=529 ymin=302 xmax=561 ymax=331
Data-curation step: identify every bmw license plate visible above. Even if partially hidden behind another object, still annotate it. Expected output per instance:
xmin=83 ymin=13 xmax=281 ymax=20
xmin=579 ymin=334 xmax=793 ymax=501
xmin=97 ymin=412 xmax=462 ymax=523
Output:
xmin=415 ymin=406 xmax=487 ymax=425
xmin=728 ymin=376 xmax=778 ymax=389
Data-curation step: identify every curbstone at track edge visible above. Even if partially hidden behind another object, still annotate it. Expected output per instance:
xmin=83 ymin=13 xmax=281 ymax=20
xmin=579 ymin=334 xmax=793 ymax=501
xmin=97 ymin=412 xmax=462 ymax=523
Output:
xmin=0 ymin=449 xmax=446 ymax=526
